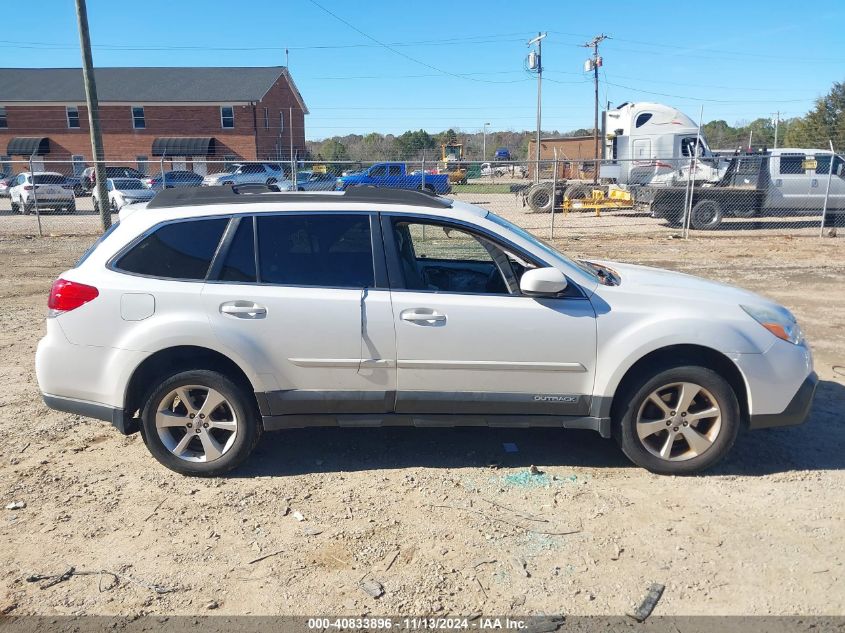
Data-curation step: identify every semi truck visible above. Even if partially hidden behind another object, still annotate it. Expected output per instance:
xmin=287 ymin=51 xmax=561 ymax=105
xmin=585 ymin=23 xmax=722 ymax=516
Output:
xmin=524 ymin=102 xmax=722 ymax=212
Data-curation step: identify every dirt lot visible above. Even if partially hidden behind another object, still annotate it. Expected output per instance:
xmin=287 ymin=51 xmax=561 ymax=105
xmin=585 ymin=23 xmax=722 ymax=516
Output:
xmin=0 ymin=230 xmax=843 ymax=618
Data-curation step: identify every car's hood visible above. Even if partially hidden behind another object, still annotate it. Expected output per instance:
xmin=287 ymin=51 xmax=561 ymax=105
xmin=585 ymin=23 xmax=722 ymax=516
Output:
xmin=118 ymin=189 xmax=156 ymax=198
xmin=589 ymin=260 xmax=786 ymax=311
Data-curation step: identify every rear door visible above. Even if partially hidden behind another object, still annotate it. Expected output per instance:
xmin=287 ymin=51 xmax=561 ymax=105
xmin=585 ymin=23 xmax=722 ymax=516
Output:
xmin=384 ymin=215 xmax=597 ymax=420
xmin=201 ymin=212 xmax=396 ymax=418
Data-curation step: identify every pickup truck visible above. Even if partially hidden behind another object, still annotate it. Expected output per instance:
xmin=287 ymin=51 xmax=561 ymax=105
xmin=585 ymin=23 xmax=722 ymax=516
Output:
xmin=634 ymin=149 xmax=845 ymax=229
xmin=335 ymin=162 xmax=451 ymax=194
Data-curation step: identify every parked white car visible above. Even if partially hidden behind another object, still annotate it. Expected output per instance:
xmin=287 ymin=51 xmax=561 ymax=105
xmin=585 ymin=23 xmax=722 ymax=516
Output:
xmin=93 ymin=177 xmax=156 ymax=213
xmin=202 ymin=162 xmax=294 ymax=190
xmin=36 ymin=187 xmax=816 ymax=476
xmin=9 ymin=172 xmax=76 ymax=214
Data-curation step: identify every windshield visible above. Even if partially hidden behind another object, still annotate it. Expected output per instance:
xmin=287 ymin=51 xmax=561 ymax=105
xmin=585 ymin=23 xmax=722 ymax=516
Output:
xmin=33 ymin=174 xmax=66 ymax=185
xmin=112 ymin=178 xmax=144 ymax=190
xmin=485 ymin=211 xmax=600 ymax=282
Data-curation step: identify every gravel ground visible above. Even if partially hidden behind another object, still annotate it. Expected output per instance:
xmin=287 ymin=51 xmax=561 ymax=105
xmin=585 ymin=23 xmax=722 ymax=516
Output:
xmin=0 ymin=229 xmax=843 ymax=618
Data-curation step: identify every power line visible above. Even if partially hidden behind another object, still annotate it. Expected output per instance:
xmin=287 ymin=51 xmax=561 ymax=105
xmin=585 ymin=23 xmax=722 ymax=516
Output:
xmin=0 ymin=33 xmax=527 ymax=52
xmin=305 ymin=0 xmax=525 ymax=84
xmin=602 ymin=79 xmax=814 ymax=104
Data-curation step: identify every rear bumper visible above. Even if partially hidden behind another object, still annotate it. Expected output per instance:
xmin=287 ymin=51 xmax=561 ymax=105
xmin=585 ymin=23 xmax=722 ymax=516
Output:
xmin=749 ymin=371 xmax=818 ymax=429
xmin=41 ymin=393 xmax=136 ymax=434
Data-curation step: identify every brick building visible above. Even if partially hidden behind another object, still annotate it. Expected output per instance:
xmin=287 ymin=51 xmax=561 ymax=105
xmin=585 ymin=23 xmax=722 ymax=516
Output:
xmin=527 ymin=135 xmax=598 ymax=180
xmin=0 ymin=66 xmax=308 ymax=176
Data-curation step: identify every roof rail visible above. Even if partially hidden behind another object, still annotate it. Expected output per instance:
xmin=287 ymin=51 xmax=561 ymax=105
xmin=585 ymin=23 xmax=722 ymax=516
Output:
xmin=146 ymin=184 xmax=453 ymax=210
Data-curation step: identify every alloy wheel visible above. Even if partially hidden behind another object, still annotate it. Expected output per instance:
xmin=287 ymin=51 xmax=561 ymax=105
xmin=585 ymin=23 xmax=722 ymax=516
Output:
xmin=155 ymin=385 xmax=238 ymax=463
xmin=635 ymin=382 xmax=722 ymax=461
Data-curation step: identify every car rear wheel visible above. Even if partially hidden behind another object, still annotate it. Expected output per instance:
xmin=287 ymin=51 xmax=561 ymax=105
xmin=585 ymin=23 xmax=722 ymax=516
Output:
xmin=614 ymin=365 xmax=740 ymax=474
xmin=66 ymin=202 xmax=76 ymax=214
xmin=22 ymin=201 xmax=33 ymax=215
xmin=140 ymin=370 xmax=262 ymax=476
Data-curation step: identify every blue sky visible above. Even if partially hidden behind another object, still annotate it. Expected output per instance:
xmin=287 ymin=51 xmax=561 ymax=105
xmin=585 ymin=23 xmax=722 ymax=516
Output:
xmin=4 ymin=0 xmax=844 ymax=139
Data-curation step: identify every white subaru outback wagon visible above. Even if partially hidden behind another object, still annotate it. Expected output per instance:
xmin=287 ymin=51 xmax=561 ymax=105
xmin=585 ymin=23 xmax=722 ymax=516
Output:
xmin=36 ymin=186 xmax=816 ymax=476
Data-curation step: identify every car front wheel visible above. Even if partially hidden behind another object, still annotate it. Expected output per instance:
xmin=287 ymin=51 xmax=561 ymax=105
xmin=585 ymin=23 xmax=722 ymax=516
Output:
xmin=614 ymin=365 xmax=740 ymax=474
xmin=140 ymin=370 xmax=262 ymax=476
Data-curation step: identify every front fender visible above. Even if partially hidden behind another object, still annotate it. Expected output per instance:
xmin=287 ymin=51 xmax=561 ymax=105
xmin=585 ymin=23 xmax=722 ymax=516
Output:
xmin=592 ymin=314 xmax=766 ymax=401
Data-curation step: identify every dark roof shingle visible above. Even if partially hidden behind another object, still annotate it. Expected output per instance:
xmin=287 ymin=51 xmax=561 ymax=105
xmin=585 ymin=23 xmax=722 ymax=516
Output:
xmin=0 ymin=66 xmax=307 ymax=112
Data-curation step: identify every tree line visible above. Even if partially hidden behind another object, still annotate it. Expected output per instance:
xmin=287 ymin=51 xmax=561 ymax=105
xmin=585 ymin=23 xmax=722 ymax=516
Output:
xmin=306 ymin=80 xmax=845 ymax=162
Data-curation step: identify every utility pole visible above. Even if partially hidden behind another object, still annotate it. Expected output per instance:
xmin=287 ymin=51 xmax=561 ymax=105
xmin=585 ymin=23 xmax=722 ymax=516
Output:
xmin=772 ymin=111 xmax=780 ymax=149
xmin=482 ymin=122 xmax=490 ymax=161
xmin=74 ymin=0 xmax=109 ymax=231
xmin=583 ymin=34 xmax=607 ymax=183
xmin=527 ymin=32 xmax=547 ymax=183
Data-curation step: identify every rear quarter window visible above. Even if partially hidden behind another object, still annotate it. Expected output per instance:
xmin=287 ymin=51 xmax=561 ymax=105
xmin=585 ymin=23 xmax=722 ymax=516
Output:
xmin=115 ymin=218 xmax=228 ymax=280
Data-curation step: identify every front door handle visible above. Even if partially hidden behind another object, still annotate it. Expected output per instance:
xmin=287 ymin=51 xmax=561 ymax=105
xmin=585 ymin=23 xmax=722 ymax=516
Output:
xmin=220 ymin=301 xmax=267 ymax=319
xmin=400 ymin=308 xmax=446 ymax=324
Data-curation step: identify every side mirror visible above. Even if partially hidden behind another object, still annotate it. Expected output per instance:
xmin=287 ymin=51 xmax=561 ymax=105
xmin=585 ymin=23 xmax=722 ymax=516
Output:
xmin=520 ymin=267 xmax=568 ymax=297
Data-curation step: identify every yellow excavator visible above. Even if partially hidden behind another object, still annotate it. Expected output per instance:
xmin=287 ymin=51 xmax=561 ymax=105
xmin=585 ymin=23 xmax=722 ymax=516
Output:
xmin=440 ymin=139 xmax=467 ymax=185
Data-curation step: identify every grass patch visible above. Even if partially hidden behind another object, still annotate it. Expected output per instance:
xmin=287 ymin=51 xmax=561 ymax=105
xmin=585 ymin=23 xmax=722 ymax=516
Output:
xmin=451 ymin=183 xmax=514 ymax=194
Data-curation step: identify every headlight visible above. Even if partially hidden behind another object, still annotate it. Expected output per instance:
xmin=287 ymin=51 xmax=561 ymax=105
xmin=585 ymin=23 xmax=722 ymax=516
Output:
xmin=741 ymin=304 xmax=804 ymax=345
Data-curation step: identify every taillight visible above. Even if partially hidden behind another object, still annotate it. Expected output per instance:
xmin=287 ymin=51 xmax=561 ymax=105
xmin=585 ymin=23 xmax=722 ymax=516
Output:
xmin=23 ymin=185 xmax=33 ymax=191
xmin=48 ymin=278 xmax=99 ymax=314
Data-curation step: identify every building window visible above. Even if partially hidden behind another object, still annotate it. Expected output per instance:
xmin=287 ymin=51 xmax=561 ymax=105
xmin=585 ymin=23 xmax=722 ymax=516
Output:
xmin=71 ymin=155 xmax=85 ymax=175
xmin=136 ymin=155 xmax=149 ymax=175
xmin=263 ymin=107 xmax=269 ymax=129
xmin=0 ymin=107 xmax=7 ymax=129
xmin=221 ymin=106 xmax=235 ymax=129
xmin=279 ymin=111 xmax=285 ymax=133
xmin=132 ymin=106 xmax=145 ymax=129
xmin=67 ymin=106 xmax=80 ymax=129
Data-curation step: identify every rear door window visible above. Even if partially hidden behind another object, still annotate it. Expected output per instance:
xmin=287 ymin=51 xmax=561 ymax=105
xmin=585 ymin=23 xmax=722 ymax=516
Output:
xmin=779 ymin=155 xmax=805 ymax=175
xmin=115 ymin=218 xmax=228 ymax=280
xmin=257 ymin=214 xmax=374 ymax=288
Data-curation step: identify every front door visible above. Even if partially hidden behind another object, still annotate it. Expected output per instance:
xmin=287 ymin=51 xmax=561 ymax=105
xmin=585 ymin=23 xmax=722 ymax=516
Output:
xmin=384 ymin=216 xmax=596 ymax=419
xmin=201 ymin=213 xmax=395 ymax=418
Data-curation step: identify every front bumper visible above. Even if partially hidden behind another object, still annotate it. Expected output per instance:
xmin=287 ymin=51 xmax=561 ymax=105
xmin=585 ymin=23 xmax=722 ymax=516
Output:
xmin=749 ymin=371 xmax=818 ymax=429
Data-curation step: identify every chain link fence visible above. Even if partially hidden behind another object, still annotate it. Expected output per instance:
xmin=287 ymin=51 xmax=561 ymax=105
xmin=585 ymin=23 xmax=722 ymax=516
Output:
xmin=1 ymin=154 xmax=842 ymax=239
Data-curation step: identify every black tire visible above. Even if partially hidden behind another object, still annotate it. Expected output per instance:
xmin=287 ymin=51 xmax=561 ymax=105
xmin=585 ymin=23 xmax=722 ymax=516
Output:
xmin=526 ymin=182 xmax=554 ymax=213
xmin=139 ymin=369 xmax=262 ymax=477
xmin=22 ymin=201 xmax=33 ymax=215
xmin=563 ymin=184 xmax=593 ymax=201
xmin=67 ymin=202 xmax=76 ymax=214
xmin=614 ymin=365 xmax=740 ymax=475
xmin=10 ymin=200 xmax=19 ymax=214
xmin=266 ymin=178 xmax=277 ymax=186
xmin=422 ymin=184 xmax=437 ymax=194
xmin=93 ymin=199 xmax=100 ymax=214
xmin=690 ymin=199 xmax=722 ymax=230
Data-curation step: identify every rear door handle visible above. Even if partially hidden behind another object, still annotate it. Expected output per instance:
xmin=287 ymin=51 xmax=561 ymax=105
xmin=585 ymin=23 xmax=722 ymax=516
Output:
xmin=220 ymin=301 xmax=267 ymax=319
xmin=400 ymin=308 xmax=446 ymax=324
